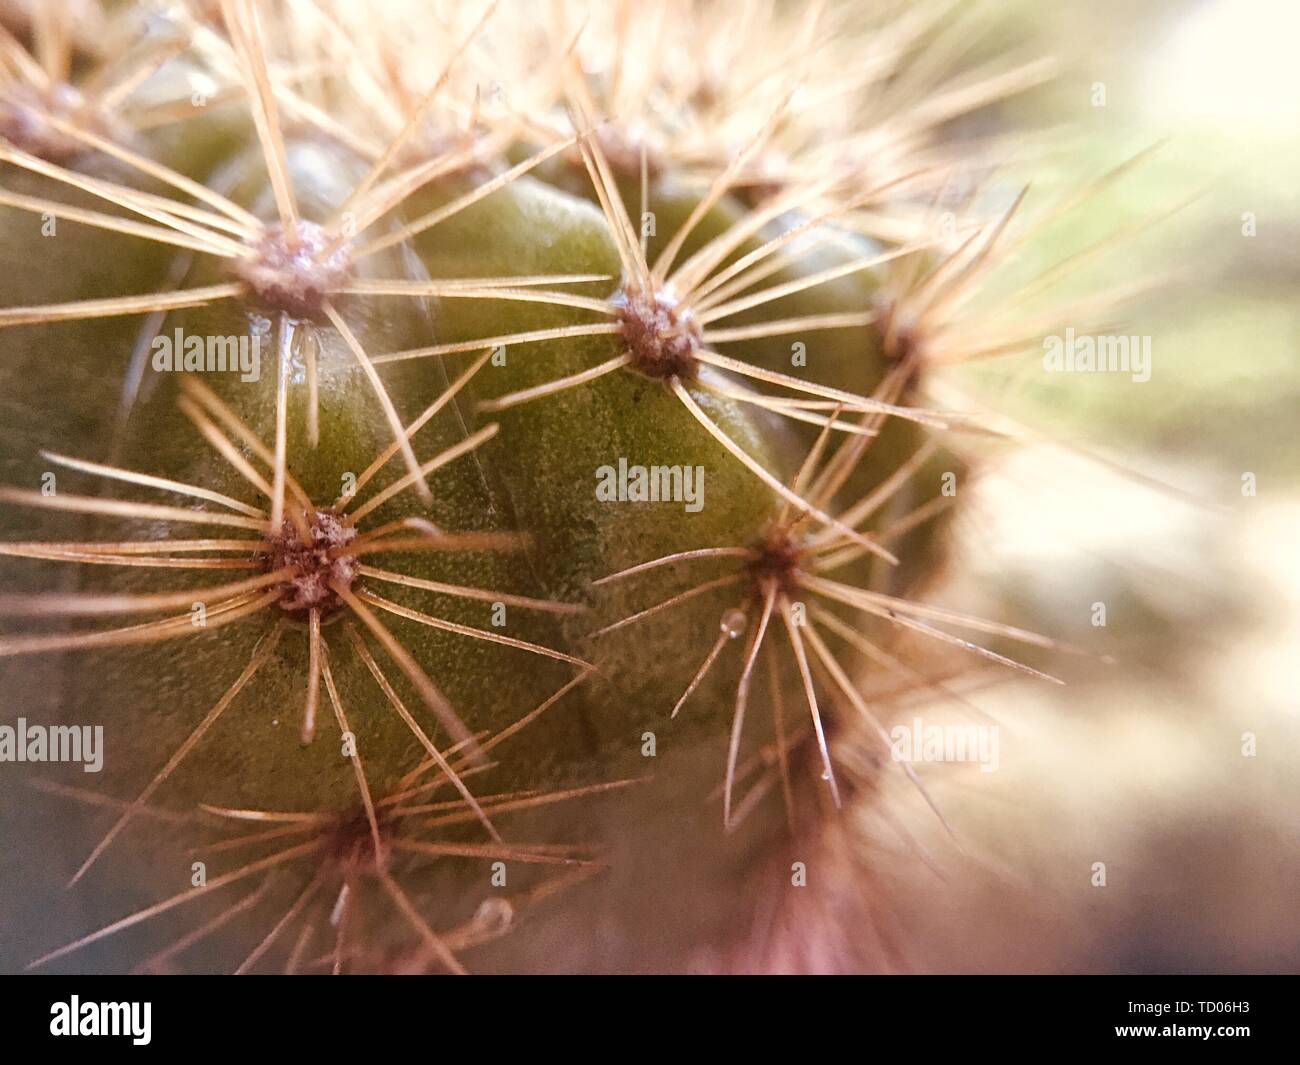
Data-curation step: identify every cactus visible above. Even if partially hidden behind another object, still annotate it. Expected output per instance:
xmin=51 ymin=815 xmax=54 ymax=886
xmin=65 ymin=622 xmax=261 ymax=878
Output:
xmin=0 ymin=1 xmax=1129 ymax=974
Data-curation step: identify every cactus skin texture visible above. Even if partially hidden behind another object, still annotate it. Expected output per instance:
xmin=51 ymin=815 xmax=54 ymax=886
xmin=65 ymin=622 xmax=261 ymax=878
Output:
xmin=0 ymin=2 xmax=1089 ymax=974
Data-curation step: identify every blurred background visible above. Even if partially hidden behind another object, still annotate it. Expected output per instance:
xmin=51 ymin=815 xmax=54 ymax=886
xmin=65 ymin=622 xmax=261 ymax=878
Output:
xmin=885 ymin=0 xmax=1299 ymax=972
